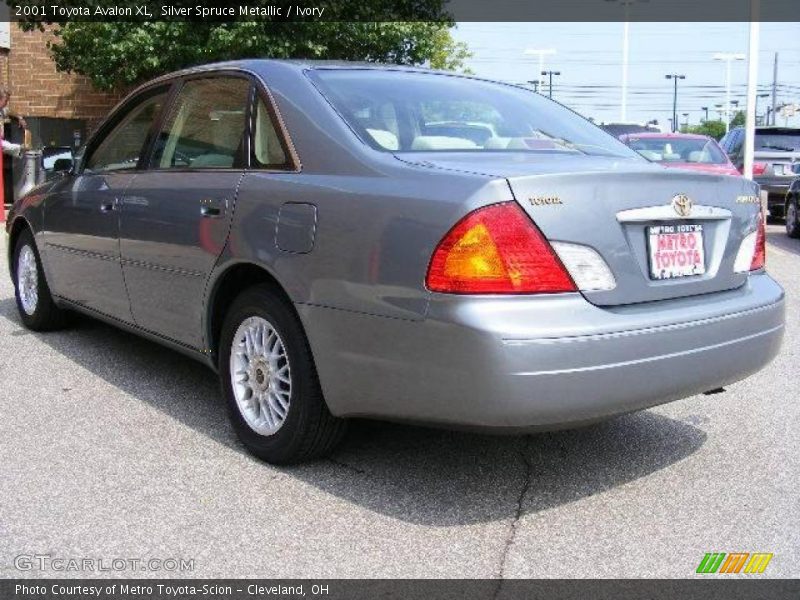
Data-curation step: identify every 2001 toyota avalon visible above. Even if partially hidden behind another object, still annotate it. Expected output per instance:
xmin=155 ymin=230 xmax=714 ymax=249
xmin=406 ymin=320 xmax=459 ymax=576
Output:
xmin=6 ymin=61 xmax=785 ymax=464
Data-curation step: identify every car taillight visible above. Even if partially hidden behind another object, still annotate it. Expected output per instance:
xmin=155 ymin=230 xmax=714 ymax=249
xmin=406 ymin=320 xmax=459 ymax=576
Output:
xmin=733 ymin=210 xmax=766 ymax=272
xmin=752 ymin=162 xmax=768 ymax=176
xmin=750 ymin=211 xmax=766 ymax=270
xmin=426 ymin=202 xmax=576 ymax=294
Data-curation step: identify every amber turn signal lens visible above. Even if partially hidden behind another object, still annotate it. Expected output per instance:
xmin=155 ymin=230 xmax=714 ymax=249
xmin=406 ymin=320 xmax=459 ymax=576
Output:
xmin=426 ymin=202 xmax=576 ymax=294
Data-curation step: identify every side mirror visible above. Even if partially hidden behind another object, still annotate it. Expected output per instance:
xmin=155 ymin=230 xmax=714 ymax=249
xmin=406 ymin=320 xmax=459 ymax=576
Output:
xmin=53 ymin=158 xmax=74 ymax=173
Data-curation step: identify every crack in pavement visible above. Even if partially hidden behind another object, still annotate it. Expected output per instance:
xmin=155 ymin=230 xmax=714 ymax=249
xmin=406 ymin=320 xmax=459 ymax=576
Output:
xmin=493 ymin=435 xmax=533 ymax=597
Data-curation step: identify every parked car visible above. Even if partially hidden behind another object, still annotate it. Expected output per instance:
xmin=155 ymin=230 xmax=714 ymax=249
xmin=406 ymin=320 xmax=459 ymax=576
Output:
xmin=785 ymin=169 xmax=800 ymax=238
xmin=600 ymin=121 xmax=662 ymax=137
xmin=620 ymin=132 xmax=740 ymax=176
xmin=719 ymin=126 xmax=800 ymax=219
xmin=6 ymin=61 xmax=785 ymax=464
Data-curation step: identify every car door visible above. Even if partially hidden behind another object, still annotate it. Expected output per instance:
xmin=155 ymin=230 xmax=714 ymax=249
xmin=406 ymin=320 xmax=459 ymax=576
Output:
xmin=43 ymin=85 xmax=170 ymax=321
xmin=119 ymin=74 xmax=251 ymax=348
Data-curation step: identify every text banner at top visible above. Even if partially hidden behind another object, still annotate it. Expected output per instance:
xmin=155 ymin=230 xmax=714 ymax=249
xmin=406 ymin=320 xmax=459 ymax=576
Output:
xmin=4 ymin=0 xmax=798 ymax=22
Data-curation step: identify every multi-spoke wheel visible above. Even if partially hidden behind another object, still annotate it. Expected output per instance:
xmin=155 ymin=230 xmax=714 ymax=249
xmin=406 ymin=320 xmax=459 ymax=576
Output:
xmin=230 ymin=316 xmax=292 ymax=436
xmin=219 ymin=284 xmax=347 ymax=464
xmin=12 ymin=229 xmax=68 ymax=331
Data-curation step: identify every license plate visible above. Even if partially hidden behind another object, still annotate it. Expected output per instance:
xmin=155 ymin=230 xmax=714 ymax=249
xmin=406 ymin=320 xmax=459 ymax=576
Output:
xmin=647 ymin=224 xmax=706 ymax=280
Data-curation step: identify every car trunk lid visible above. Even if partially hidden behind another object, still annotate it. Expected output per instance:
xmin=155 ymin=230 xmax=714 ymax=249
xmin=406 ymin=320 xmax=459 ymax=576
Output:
xmin=397 ymin=152 xmax=761 ymax=306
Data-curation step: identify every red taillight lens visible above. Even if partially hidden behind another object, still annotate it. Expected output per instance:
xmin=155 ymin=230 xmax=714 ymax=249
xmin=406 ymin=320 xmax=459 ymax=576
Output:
xmin=752 ymin=162 xmax=768 ymax=176
xmin=750 ymin=211 xmax=766 ymax=270
xmin=426 ymin=202 xmax=576 ymax=294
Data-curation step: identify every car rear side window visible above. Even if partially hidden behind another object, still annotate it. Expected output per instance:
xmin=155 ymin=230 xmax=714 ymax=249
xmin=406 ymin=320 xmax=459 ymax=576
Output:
xmin=151 ymin=77 xmax=250 ymax=170
xmin=84 ymin=87 xmax=168 ymax=173
xmin=253 ymin=97 xmax=289 ymax=168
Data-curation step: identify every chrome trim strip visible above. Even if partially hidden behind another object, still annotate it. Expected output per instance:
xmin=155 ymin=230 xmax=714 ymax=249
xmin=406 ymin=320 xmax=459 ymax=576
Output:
xmin=616 ymin=204 xmax=732 ymax=222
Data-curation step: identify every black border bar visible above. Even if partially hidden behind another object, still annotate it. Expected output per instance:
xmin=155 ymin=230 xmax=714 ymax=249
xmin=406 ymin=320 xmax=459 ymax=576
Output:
xmin=3 ymin=579 xmax=800 ymax=600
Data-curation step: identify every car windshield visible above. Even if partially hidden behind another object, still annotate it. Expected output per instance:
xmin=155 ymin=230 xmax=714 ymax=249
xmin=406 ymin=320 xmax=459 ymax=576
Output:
xmin=309 ymin=69 xmax=640 ymax=159
xmin=624 ymin=136 xmax=729 ymax=164
xmin=754 ymin=132 xmax=800 ymax=152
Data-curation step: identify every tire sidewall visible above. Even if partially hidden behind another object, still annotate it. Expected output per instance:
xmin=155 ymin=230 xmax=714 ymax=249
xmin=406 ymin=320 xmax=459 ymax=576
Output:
xmin=787 ymin=200 xmax=800 ymax=238
xmin=219 ymin=287 xmax=320 ymax=463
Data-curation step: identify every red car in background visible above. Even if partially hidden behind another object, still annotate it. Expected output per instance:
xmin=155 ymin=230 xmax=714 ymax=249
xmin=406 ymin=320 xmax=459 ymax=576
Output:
xmin=619 ymin=132 xmax=740 ymax=177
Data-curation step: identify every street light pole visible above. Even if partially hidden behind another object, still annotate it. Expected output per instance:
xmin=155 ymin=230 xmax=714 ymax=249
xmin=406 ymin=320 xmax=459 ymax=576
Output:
xmin=713 ymin=52 xmax=746 ymax=134
xmin=665 ymin=74 xmax=686 ymax=133
xmin=542 ymin=70 xmax=561 ymax=99
xmin=524 ymin=48 xmax=556 ymax=94
xmin=682 ymin=112 xmax=690 ymax=130
xmin=701 ymin=106 xmax=709 ymax=122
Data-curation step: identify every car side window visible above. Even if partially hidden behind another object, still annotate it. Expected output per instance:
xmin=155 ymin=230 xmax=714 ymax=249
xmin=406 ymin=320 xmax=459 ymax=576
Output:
xmin=253 ymin=96 xmax=290 ymax=168
xmin=84 ymin=87 xmax=168 ymax=173
xmin=731 ymin=130 xmax=744 ymax=153
xmin=151 ymin=76 xmax=250 ymax=170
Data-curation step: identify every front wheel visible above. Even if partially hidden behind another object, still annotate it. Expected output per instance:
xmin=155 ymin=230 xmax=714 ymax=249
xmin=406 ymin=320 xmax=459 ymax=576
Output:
xmin=786 ymin=199 xmax=800 ymax=239
xmin=219 ymin=284 xmax=347 ymax=464
xmin=12 ymin=229 xmax=68 ymax=331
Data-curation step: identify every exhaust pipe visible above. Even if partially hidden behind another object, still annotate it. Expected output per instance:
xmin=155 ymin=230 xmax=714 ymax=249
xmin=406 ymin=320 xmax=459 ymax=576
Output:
xmin=703 ymin=387 xmax=726 ymax=395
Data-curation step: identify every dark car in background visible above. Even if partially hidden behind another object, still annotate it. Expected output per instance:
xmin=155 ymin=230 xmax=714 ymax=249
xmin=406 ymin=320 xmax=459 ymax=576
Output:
xmin=601 ymin=122 xmax=662 ymax=138
xmin=785 ymin=171 xmax=800 ymax=238
xmin=719 ymin=126 xmax=800 ymax=219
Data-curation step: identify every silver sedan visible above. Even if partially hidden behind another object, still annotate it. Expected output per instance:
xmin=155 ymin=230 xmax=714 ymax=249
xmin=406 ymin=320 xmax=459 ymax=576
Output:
xmin=6 ymin=61 xmax=784 ymax=464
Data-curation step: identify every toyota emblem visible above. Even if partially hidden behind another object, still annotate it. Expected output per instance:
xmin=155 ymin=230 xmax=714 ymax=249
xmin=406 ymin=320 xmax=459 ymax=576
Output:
xmin=672 ymin=194 xmax=693 ymax=217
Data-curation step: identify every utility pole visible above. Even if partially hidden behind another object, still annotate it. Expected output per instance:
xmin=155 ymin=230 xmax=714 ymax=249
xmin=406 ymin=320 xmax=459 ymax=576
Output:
xmin=701 ymin=106 xmax=709 ymax=122
xmin=665 ymin=74 xmax=685 ymax=132
xmin=755 ymin=93 xmax=769 ymax=124
xmin=542 ymin=70 xmax=561 ymax=98
xmin=771 ymin=52 xmax=778 ymax=125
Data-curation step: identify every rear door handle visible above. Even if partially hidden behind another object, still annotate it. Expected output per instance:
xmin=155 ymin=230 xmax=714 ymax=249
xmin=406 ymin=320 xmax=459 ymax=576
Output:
xmin=200 ymin=198 xmax=226 ymax=218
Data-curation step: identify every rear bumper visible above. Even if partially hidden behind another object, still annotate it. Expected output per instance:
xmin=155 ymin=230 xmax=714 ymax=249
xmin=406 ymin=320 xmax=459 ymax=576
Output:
xmin=299 ymin=273 xmax=784 ymax=430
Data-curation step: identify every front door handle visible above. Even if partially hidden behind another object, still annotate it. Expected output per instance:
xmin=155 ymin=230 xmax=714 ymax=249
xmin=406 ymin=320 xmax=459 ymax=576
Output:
xmin=100 ymin=200 xmax=116 ymax=213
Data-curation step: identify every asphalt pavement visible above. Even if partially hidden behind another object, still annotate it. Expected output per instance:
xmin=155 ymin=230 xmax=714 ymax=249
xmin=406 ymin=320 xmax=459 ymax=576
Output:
xmin=0 ymin=225 xmax=797 ymax=579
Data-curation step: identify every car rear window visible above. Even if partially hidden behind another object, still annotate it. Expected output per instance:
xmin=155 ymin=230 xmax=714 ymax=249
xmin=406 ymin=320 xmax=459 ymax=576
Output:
xmin=754 ymin=130 xmax=800 ymax=152
xmin=625 ymin=136 xmax=729 ymax=164
xmin=309 ymin=69 xmax=640 ymax=159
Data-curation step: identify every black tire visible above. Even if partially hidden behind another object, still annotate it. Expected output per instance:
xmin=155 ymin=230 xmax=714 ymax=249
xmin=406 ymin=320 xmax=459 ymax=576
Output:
xmin=218 ymin=284 xmax=347 ymax=464
xmin=12 ymin=229 xmax=68 ymax=331
xmin=786 ymin=198 xmax=800 ymax=239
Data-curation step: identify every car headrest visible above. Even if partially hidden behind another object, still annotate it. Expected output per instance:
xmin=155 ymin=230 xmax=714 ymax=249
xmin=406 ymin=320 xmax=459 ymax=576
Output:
xmin=366 ymin=128 xmax=399 ymax=151
xmin=410 ymin=136 xmax=478 ymax=151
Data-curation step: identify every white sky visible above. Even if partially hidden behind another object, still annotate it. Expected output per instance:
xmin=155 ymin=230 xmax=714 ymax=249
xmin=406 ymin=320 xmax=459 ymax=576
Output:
xmin=452 ymin=22 xmax=800 ymax=129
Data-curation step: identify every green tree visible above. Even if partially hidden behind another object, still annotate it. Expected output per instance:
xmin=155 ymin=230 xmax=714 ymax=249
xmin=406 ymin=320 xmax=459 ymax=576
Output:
xmin=729 ymin=110 xmax=746 ymax=129
xmin=685 ymin=120 xmax=727 ymax=140
xmin=24 ymin=18 xmax=471 ymax=91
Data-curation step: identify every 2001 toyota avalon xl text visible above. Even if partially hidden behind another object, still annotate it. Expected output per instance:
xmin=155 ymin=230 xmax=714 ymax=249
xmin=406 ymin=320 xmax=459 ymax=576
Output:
xmin=6 ymin=61 xmax=785 ymax=464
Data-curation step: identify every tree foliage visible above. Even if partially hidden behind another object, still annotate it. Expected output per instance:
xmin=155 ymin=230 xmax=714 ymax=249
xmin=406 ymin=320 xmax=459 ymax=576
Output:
xmin=25 ymin=16 xmax=471 ymax=91
xmin=684 ymin=119 xmax=727 ymax=140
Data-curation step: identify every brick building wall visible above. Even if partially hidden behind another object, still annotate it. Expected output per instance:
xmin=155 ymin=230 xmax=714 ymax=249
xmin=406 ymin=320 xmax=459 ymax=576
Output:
xmin=4 ymin=25 xmax=123 ymax=129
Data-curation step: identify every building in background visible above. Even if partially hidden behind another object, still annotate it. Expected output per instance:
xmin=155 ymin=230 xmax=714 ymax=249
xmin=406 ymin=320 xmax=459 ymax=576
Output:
xmin=0 ymin=13 xmax=123 ymax=200
xmin=0 ymin=16 xmax=122 ymax=150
